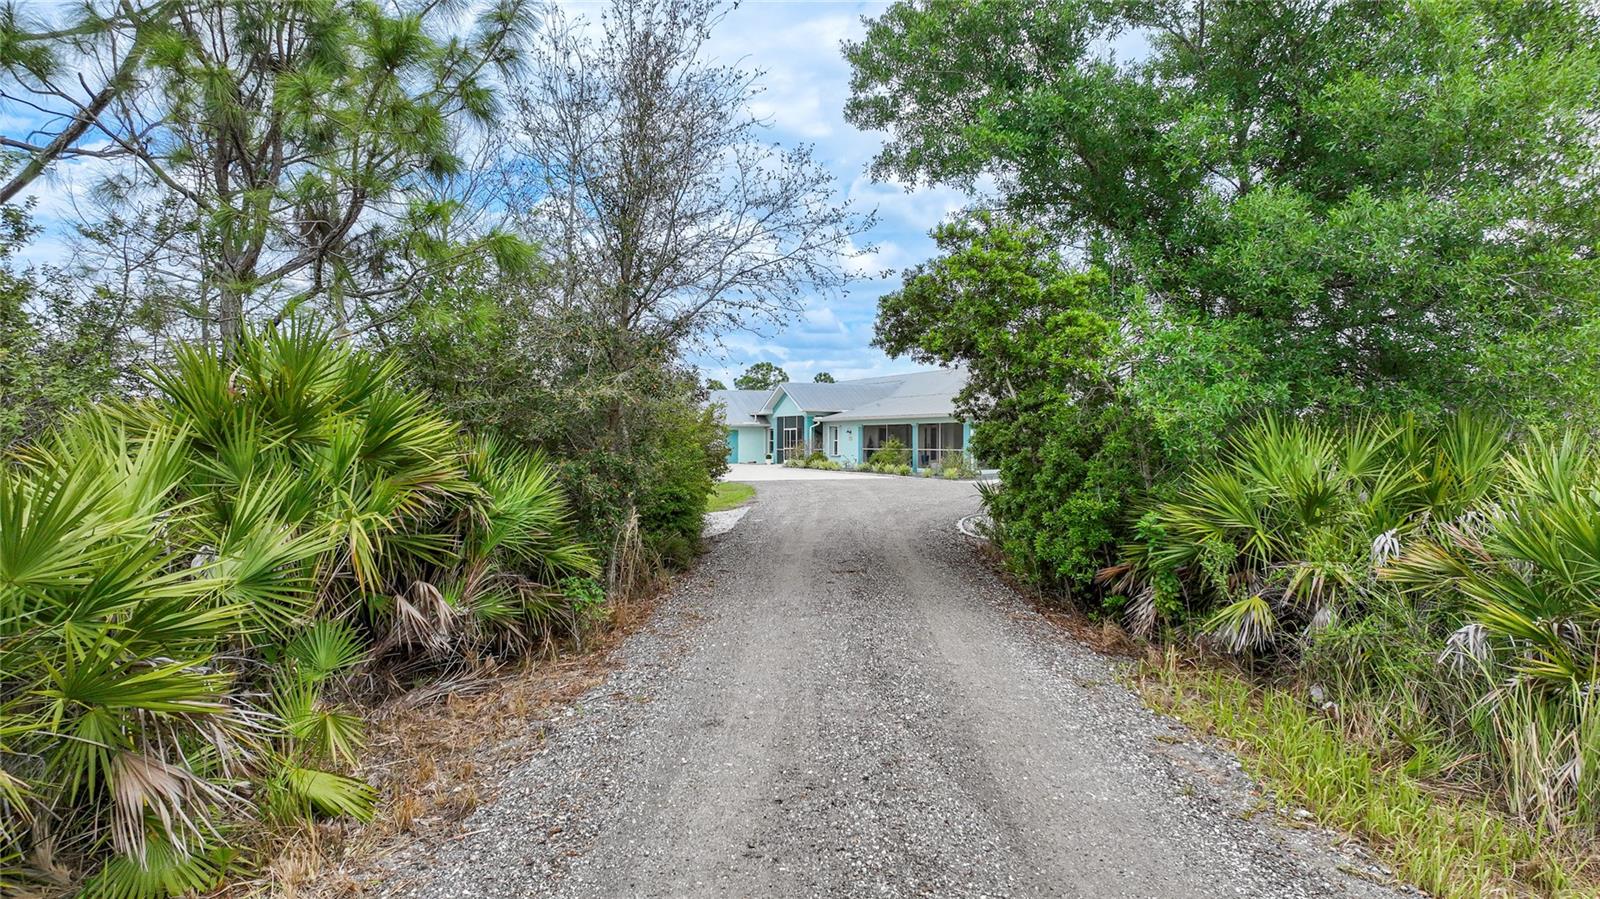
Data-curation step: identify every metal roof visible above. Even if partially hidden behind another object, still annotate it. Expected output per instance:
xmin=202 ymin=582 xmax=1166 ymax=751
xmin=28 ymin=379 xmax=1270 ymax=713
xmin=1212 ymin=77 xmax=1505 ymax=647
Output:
xmin=767 ymin=378 xmax=904 ymax=414
xmin=813 ymin=368 xmax=969 ymax=422
xmin=709 ymin=369 xmax=969 ymax=425
xmin=707 ymin=389 xmax=774 ymax=426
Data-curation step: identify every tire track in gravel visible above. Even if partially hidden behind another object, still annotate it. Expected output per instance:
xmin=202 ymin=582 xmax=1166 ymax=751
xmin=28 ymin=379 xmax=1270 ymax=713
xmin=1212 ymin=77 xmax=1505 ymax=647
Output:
xmin=387 ymin=477 xmax=1410 ymax=899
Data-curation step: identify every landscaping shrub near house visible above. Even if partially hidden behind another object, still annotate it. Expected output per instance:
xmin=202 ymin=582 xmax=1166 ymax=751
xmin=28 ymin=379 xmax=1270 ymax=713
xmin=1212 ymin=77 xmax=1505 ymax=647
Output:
xmin=933 ymin=450 xmax=977 ymax=479
xmin=868 ymin=437 xmax=909 ymax=469
xmin=780 ymin=452 xmax=843 ymax=471
xmin=0 ymin=326 xmax=596 ymax=896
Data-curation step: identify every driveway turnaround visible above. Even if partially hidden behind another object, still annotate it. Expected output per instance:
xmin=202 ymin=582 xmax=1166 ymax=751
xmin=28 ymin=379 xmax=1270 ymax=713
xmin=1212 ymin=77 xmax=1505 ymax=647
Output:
xmin=718 ymin=461 xmax=891 ymax=481
xmin=389 ymin=478 xmax=1404 ymax=899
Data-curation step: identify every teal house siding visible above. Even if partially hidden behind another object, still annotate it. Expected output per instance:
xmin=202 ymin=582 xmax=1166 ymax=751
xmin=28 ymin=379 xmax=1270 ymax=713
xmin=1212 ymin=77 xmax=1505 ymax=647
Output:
xmin=729 ymin=426 xmax=767 ymax=463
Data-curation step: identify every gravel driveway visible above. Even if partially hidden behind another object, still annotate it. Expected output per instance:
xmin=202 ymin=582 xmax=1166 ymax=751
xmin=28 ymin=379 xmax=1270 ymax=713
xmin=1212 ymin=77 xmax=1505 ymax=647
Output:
xmin=386 ymin=478 xmax=1405 ymax=899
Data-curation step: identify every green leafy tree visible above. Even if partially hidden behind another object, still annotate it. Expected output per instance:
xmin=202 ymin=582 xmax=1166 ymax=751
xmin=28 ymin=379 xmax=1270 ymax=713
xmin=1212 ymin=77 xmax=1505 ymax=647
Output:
xmin=812 ymin=371 xmax=835 ymax=383
xmin=0 ymin=200 xmax=121 ymax=446
xmin=1 ymin=0 xmax=537 ymax=346
xmin=847 ymin=0 xmax=1600 ymax=425
xmin=734 ymin=362 xmax=789 ymax=391
xmin=706 ymin=378 xmax=727 ymax=390
xmin=877 ymin=214 xmax=1168 ymax=590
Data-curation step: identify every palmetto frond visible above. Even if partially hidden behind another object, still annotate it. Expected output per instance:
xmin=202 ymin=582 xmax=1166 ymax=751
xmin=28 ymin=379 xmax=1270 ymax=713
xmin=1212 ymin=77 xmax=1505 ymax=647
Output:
xmin=1204 ymin=594 xmax=1279 ymax=654
xmin=1386 ymin=432 xmax=1600 ymax=694
xmin=3 ymin=324 xmax=596 ymax=891
xmin=267 ymin=675 xmax=366 ymax=765
xmin=1106 ymin=412 xmax=1514 ymax=651
xmin=77 ymin=832 xmax=233 ymax=899
xmin=108 ymin=751 xmax=236 ymax=861
xmin=274 ymin=763 xmax=375 ymax=822
xmin=285 ymin=619 xmax=367 ymax=682
xmin=465 ymin=436 xmax=597 ymax=581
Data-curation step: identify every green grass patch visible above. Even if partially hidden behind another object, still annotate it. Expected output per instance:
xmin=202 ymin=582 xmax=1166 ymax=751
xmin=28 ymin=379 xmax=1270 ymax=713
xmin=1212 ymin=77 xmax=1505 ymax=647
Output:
xmin=707 ymin=481 xmax=755 ymax=512
xmin=1139 ymin=653 xmax=1597 ymax=898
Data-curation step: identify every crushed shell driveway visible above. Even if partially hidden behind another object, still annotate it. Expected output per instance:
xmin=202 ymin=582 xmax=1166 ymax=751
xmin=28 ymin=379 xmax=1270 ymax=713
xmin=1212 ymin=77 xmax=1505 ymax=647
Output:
xmin=386 ymin=477 xmax=1407 ymax=899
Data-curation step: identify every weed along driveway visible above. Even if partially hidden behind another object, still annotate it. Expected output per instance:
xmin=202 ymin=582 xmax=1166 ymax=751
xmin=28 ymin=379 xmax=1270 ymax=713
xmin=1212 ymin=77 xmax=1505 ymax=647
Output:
xmin=388 ymin=477 xmax=1404 ymax=899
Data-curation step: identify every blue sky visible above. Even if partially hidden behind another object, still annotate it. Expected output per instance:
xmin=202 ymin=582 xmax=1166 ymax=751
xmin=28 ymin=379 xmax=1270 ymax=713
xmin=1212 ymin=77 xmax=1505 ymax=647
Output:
xmin=690 ymin=0 xmax=975 ymax=385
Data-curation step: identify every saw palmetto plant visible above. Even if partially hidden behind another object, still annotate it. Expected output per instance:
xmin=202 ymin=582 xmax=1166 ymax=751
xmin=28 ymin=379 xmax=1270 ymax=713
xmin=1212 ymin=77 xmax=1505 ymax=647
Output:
xmin=1100 ymin=412 xmax=1506 ymax=650
xmin=1384 ymin=431 xmax=1600 ymax=829
xmin=0 ymin=326 xmax=596 ymax=896
xmin=1106 ymin=411 xmax=1600 ymax=831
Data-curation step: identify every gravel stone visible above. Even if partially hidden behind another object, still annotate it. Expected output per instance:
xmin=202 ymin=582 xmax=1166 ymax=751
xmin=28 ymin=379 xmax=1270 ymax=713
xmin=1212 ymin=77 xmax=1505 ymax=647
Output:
xmin=381 ymin=478 xmax=1409 ymax=898
xmin=700 ymin=507 xmax=749 ymax=538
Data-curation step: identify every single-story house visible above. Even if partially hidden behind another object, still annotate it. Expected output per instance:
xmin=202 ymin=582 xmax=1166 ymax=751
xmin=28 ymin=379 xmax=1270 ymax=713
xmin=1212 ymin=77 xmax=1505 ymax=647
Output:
xmin=708 ymin=367 xmax=973 ymax=470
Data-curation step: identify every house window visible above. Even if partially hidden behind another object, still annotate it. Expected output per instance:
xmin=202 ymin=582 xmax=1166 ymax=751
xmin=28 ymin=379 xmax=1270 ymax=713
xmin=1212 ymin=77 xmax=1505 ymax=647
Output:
xmin=861 ymin=424 xmax=913 ymax=452
xmin=829 ymin=426 xmax=838 ymax=455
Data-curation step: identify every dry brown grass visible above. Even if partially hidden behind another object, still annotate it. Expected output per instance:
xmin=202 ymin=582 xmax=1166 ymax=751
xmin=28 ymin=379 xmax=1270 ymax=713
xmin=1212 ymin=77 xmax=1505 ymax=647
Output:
xmin=223 ymin=588 xmax=667 ymax=898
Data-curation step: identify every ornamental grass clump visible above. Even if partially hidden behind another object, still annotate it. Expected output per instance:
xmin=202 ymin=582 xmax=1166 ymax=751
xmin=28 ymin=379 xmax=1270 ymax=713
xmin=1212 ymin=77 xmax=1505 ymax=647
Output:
xmin=0 ymin=326 xmax=596 ymax=896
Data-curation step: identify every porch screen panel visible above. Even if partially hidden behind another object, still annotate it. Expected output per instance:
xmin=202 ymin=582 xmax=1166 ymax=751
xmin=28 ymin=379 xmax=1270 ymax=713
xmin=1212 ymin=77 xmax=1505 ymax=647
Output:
xmin=913 ymin=422 xmax=966 ymax=468
xmin=862 ymin=424 xmax=913 ymax=455
xmin=776 ymin=415 xmax=804 ymax=460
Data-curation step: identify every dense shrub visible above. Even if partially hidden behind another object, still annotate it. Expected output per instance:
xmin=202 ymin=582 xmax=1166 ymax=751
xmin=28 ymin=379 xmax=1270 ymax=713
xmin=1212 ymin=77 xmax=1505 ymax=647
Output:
xmin=391 ymin=277 xmax=725 ymax=586
xmin=1102 ymin=413 xmax=1504 ymax=643
xmin=782 ymin=454 xmax=842 ymax=471
xmin=1107 ymin=413 xmax=1600 ymax=832
xmin=636 ymin=403 xmax=726 ymax=570
xmin=0 ymin=327 xmax=595 ymax=894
